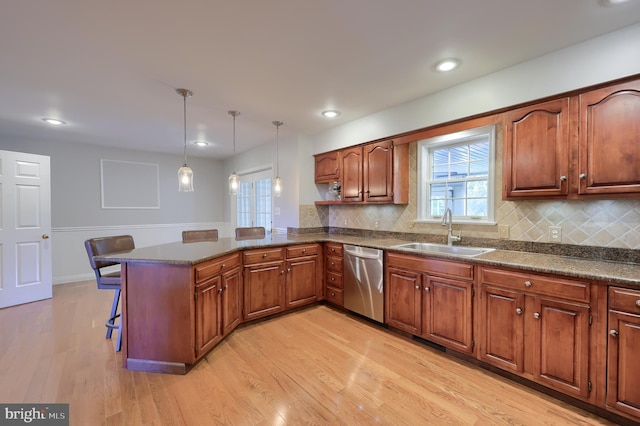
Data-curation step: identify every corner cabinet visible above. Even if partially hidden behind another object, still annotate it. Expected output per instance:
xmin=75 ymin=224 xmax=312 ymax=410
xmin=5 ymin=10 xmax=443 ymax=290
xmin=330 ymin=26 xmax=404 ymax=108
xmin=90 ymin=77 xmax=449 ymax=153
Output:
xmin=386 ymin=252 xmax=475 ymax=355
xmin=503 ymin=76 xmax=640 ymax=200
xmin=315 ymin=139 xmax=409 ymax=205
xmin=478 ymin=266 xmax=592 ymax=400
xmin=284 ymin=244 xmax=322 ymax=309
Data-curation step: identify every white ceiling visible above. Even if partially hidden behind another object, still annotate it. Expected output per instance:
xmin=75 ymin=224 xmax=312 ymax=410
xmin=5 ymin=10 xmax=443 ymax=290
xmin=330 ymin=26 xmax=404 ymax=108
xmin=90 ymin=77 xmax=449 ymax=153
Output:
xmin=1 ymin=0 xmax=639 ymax=159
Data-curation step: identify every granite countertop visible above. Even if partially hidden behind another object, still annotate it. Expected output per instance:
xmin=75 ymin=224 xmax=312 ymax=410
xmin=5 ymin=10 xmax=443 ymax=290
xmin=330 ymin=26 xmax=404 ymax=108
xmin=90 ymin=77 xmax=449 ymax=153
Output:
xmin=100 ymin=232 xmax=640 ymax=288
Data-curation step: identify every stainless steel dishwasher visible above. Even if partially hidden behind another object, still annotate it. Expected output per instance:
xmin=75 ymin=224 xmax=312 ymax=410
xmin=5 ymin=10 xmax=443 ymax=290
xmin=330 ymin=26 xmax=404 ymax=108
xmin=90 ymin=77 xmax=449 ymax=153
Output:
xmin=343 ymin=244 xmax=384 ymax=323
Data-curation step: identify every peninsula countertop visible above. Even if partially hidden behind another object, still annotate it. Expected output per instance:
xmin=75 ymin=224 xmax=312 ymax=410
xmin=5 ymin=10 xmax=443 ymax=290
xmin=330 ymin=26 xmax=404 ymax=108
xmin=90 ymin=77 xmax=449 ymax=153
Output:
xmin=100 ymin=233 xmax=640 ymax=287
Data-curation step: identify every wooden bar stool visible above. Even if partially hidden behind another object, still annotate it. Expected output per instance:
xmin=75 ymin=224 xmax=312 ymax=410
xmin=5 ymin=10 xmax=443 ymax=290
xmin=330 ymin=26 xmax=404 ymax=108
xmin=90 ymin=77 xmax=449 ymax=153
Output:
xmin=235 ymin=226 xmax=266 ymax=240
xmin=182 ymin=229 xmax=218 ymax=242
xmin=84 ymin=235 xmax=135 ymax=352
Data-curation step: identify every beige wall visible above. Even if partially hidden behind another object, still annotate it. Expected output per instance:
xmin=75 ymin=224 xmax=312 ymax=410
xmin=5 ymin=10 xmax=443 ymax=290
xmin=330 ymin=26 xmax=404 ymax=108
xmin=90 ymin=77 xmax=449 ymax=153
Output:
xmin=300 ymin=128 xmax=640 ymax=250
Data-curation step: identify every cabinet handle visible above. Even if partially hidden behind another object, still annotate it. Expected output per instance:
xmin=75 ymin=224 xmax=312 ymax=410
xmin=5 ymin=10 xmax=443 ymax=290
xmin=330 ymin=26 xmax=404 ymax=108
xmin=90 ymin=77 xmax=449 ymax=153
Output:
xmin=515 ymin=308 xmax=523 ymax=315
xmin=524 ymin=280 xmax=532 ymax=287
xmin=636 ymin=300 xmax=640 ymax=308
xmin=533 ymin=312 xmax=540 ymax=319
xmin=579 ymin=173 xmax=587 ymax=180
xmin=559 ymin=176 xmax=567 ymax=182
xmin=425 ymin=287 xmax=430 ymax=292
xmin=610 ymin=329 xmax=619 ymax=337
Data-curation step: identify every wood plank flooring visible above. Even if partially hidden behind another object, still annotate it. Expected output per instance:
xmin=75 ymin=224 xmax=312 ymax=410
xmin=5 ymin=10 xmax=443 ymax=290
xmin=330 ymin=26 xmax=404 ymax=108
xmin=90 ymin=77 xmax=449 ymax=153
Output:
xmin=0 ymin=281 xmax=621 ymax=425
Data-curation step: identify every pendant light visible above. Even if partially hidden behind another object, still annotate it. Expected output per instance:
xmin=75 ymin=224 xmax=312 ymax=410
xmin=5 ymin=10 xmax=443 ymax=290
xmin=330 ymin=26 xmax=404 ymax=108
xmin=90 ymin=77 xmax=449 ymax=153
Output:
xmin=272 ymin=120 xmax=283 ymax=197
xmin=177 ymin=88 xmax=194 ymax=192
xmin=228 ymin=111 xmax=241 ymax=195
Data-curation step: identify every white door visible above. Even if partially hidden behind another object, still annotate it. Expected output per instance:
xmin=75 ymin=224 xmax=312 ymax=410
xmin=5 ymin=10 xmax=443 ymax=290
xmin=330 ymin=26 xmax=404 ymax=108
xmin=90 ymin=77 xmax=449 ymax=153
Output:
xmin=236 ymin=169 xmax=272 ymax=229
xmin=0 ymin=150 xmax=52 ymax=308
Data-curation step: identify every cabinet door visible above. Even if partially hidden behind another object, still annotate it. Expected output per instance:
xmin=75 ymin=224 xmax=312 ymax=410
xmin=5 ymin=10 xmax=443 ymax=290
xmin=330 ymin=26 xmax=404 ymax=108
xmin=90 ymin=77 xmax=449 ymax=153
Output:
xmin=385 ymin=267 xmax=422 ymax=335
xmin=532 ymin=297 xmax=590 ymax=398
xmin=503 ymin=98 xmax=570 ymax=199
xmin=195 ymin=276 xmax=221 ymax=357
xmin=341 ymin=146 xmax=363 ymax=202
xmin=285 ymin=256 xmax=319 ymax=309
xmin=314 ymin=150 xmax=340 ymax=183
xmin=478 ymin=285 xmax=525 ymax=373
xmin=243 ymin=261 xmax=284 ymax=320
xmin=423 ymin=276 xmax=474 ymax=355
xmin=221 ymin=266 xmax=242 ymax=336
xmin=363 ymin=140 xmax=393 ymax=203
xmin=579 ymin=79 xmax=640 ymax=196
xmin=607 ymin=310 xmax=640 ymax=418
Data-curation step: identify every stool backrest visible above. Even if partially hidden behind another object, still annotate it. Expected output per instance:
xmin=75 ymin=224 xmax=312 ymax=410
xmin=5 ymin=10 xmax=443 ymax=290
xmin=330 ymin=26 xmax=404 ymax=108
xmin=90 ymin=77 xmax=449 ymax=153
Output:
xmin=235 ymin=226 xmax=266 ymax=241
xmin=84 ymin=235 xmax=135 ymax=280
xmin=182 ymin=229 xmax=218 ymax=243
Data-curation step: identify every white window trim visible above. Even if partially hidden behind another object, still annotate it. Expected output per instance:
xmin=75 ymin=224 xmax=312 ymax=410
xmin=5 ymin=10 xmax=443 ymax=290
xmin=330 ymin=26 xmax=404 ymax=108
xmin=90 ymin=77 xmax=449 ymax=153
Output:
xmin=417 ymin=124 xmax=496 ymax=225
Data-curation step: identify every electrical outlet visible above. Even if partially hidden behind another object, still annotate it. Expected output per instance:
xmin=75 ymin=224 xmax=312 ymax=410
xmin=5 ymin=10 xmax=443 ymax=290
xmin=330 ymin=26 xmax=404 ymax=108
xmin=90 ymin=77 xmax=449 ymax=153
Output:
xmin=549 ymin=226 xmax=562 ymax=241
xmin=274 ymin=207 xmax=280 ymax=216
xmin=374 ymin=220 xmax=380 ymax=229
xmin=498 ymin=224 xmax=510 ymax=239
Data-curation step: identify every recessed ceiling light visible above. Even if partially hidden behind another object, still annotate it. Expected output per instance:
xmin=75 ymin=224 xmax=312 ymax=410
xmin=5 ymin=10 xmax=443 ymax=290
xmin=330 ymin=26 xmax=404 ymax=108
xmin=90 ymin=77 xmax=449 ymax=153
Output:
xmin=194 ymin=140 xmax=209 ymax=147
xmin=42 ymin=118 xmax=66 ymax=125
xmin=599 ymin=0 xmax=630 ymax=6
xmin=434 ymin=58 xmax=461 ymax=72
xmin=321 ymin=110 xmax=341 ymax=118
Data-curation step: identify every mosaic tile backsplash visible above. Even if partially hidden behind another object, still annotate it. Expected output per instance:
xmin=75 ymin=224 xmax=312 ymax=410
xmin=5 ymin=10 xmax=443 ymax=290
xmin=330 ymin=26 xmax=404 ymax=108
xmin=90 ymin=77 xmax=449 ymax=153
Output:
xmin=301 ymin=131 xmax=640 ymax=250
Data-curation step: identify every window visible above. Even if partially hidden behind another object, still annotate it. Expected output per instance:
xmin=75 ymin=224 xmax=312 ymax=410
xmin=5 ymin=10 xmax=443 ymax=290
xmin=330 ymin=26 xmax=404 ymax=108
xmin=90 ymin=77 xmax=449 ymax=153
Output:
xmin=417 ymin=125 xmax=496 ymax=224
xmin=236 ymin=169 xmax=273 ymax=229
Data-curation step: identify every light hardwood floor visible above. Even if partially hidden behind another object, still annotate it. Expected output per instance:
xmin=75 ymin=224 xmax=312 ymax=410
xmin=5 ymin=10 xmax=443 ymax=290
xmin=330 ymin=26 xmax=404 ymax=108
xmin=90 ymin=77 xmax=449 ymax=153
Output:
xmin=0 ymin=281 xmax=621 ymax=425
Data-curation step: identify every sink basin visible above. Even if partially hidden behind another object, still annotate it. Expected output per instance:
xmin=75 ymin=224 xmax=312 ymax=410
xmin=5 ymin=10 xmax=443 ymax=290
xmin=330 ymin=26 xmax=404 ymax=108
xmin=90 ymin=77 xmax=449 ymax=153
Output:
xmin=390 ymin=242 xmax=495 ymax=257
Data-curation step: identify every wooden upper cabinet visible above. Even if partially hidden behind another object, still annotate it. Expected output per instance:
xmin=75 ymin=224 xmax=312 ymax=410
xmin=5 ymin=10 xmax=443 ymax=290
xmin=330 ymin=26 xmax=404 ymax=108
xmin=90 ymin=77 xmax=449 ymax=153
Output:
xmin=315 ymin=139 xmax=408 ymax=205
xmin=340 ymin=146 xmax=364 ymax=202
xmin=503 ymin=98 xmax=570 ymax=199
xmin=503 ymin=76 xmax=640 ymax=200
xmin=314 ymin=150 xmax=340 ymax=183
xmin=578 ymin=79 xmax=640 ymax=196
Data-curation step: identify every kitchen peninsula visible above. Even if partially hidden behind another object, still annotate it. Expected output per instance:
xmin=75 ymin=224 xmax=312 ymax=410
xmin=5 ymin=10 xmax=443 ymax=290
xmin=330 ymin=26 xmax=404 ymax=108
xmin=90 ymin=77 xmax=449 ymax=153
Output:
xmin=102 ymin=232 xmax=640 ymax=423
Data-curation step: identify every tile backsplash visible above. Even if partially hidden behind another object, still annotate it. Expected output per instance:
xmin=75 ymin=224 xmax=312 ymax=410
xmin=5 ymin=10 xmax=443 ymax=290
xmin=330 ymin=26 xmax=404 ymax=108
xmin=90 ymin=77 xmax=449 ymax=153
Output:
xmin=301 ymin=132 xmax=640 ymax=250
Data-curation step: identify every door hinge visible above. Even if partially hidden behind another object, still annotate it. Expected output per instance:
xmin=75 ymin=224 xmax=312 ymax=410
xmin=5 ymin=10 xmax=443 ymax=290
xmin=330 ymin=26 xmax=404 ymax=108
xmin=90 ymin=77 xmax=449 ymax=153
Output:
xmin=471 ymin=288 xmax=475 ymax=298
xmin=479 ymin=290 xmax=482 ymax=299
xmin=471 ymin=340 xmax=475 ymax=349
xmin=194 ymin=292 xmax=198 ymax=300
xmin=195 ymin=344 xmax=198 ymax=353
xmin=589 ymin=314 xmax=593 ymax=326
xmin=588 ymin=380 xmax=592 ymax=392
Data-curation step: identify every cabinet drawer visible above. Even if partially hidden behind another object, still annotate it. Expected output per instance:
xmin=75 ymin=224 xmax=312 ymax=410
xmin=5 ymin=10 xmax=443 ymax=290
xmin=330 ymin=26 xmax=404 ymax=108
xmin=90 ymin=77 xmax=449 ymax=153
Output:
xmin=609 ymin=286 xmax=640 ymax=313
xmin=386 ymin=252 xmax=473 ymax=281
xmin=195 ymin=253 xmax=241 ymax=283
xmin=286 ymin=244 xmax=320 ymax=258
xmin=326 ymin=255 xmax=343 ymax=272
xmin=480 ymin=267 xmax=590 ymax=303
xmin=325 ymin=243 xmax=343 ymax=257
xmin=326 ymin=286 xmax=344 ymax=305
xmin=326 ymin=271 xmax=343 ymax=289
xmin=243 ymin=247 xmax=284 ymax=265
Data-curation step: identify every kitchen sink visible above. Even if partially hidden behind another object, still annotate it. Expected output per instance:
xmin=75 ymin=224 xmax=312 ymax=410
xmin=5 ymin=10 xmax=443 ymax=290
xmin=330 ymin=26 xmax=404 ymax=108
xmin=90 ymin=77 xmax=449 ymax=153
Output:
xmin=390 ymin=242 xmax=495 ymax=257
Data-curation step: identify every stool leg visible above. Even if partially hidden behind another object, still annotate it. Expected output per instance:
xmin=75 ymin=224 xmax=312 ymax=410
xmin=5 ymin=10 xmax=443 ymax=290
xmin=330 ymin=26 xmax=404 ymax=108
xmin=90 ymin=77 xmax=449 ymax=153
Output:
xmin=106 ymin=288 xmax=120 ymax=339
xmin=116 ymin=318 xmax=122 ymax=352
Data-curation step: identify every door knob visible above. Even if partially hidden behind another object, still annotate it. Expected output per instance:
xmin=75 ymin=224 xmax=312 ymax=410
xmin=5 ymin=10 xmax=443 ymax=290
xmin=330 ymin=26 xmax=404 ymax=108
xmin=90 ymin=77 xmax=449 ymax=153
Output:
xmin=42 ymin=234 xmax=49 ymax=239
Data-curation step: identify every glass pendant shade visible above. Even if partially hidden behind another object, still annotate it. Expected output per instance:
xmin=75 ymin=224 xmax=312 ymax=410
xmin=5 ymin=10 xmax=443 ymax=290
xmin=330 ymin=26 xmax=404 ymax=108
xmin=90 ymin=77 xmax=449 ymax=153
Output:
xmin=273 ymin=176 xmax=282 ymax=197
xmin=229 ymin=171 xmax=240 ymax=195
xmin=177 ymin=88 xmax=194 ymax=192
xmin=178 ymin=165 xmax=194 ymax=192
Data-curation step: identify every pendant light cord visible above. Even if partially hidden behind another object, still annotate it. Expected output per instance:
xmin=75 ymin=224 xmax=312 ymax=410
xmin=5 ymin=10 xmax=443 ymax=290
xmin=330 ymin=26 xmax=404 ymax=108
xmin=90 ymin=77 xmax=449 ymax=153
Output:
xmin=183 ymin=93 xmax=187 ymax=165
xmin=275 ymin=123 xmax=279 ymax=176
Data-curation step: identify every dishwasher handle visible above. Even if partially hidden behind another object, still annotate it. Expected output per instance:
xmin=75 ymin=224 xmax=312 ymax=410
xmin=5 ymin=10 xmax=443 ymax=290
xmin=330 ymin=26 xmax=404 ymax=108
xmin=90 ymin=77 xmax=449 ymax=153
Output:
xmin=344 ymin=247 xmax=382 ymax=260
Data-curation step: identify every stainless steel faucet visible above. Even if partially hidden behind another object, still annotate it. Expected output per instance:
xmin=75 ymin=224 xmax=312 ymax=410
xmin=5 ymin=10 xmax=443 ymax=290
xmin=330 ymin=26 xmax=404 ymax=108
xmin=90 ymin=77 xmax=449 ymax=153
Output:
xmin=441 ymin=207 xmax=462 ymax=246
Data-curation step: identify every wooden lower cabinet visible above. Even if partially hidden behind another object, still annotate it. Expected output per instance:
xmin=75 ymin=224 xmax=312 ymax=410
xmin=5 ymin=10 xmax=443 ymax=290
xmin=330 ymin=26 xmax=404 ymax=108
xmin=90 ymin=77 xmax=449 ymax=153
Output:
xmin=324 ymin=243 xmax=344 ymax=306
xmin=607 ymin=286 xmax=640 ymax=419
xmin=478 ymin=266 xmax=591 ymax=400
xmin=220 ymin=265 xmax=242 ymax=336
xmin=195 ymin=275 xmax=222 ymax=357
xmin=243 ymin=258 xmax=285 ymax=321
xmin=385 ymin=252 xmax=474 ymax=355
xmin=285 ymin=244 xmax=322 ymax=309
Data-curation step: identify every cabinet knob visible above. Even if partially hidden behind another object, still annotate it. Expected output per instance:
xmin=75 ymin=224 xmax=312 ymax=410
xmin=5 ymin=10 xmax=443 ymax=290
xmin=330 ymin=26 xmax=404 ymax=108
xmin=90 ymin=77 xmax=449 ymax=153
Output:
xmin=636 ymin=300 xmax=640 ymax=308
xmin=263 ymin=253 xmax=268 ymax=258
xmin=331 ymin=292 xmax=335 ymax=297
xmin=425 ymin=287 xmax=430 ymax=292
xmin=515 ymin=308 xmax=523 ymax=315
xmin=225 ymin=285 xmax=228 ymax=289
xmin=331 ymin=262 xmax=335 ymax=266
xmin=218 ymin=288 xmax=223 ymax=294
xmin=610 ymin=329 xmax=619 ymax=337
xmin=221 ymin=263 xmax=225 ymax=269
xmin=280 ymin=270 xmax=284 ymax=275
xmin=559 ymin=176 xmax=567 ymax=182
xmin=579 ymin=173 xmax=587 ymax=180
xmin=331 ymin=277 xmax=335 ymax=281
xmin=287 ymin=268 xmax=291 ymax=273
xmin=415 ymin=285 xmax=420 ymax=289
xmin=302 ymin=249 xmax=306 ymax=253
xmin=331 ymin=248 xmax=335 ymax=253
xmin=524 ymin=280 xmax=532 ymax=287
xmin=533 ymin=312 xmax=540 ymax=319
xmin=42 ymin=234 xmax=50 ymax=239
